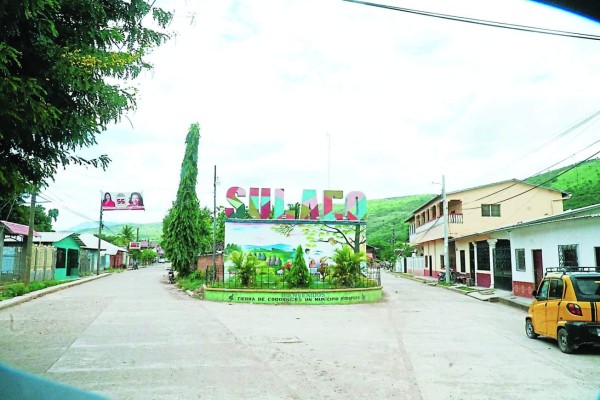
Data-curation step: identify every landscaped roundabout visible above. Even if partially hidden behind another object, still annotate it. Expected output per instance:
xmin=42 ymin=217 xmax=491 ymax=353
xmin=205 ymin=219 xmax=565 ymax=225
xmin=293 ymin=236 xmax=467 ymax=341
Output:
xmin=202 ymin=244 xmax=382 ymax=305
xmin=199 ymin=198 xmax=378 ymax=305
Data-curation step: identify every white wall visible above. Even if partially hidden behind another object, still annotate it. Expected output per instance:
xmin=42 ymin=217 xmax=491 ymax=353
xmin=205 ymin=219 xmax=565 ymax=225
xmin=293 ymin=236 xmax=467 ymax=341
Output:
xmin=510 ymin=216 xmax=600 ymax=283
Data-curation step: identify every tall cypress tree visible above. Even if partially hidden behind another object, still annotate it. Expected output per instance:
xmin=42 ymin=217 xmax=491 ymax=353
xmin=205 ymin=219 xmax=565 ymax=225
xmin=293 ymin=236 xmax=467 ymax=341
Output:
xmin=287 ymin=245 xmax=310 ymax=288
xmin=162 ymin=123 xmax=202 ymax=277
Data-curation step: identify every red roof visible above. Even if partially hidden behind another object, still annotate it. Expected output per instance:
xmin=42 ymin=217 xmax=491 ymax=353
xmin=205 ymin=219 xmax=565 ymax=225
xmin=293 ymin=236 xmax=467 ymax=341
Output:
xmin=1 ymin=220 xmax=40 ymax=237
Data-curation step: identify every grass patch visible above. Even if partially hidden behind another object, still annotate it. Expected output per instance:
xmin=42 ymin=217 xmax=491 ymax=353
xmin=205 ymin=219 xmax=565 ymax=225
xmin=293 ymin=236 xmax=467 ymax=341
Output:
xmin=436 ymin=281 xmax=454 ymax=287
xmin=455 ymin=285 xmax=478 ymax=292
xmin=177 ymin=270 xmax=205 ymax=292
xmin=105 ymin=268 xmax=125 ymax=273
xmin=0 ymin=279 xmax=77 ymax=301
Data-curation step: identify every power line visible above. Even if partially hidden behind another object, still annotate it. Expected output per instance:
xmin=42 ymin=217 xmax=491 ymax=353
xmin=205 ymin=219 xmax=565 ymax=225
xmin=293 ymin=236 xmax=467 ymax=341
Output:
xmin=343 ymin=1 xmax=600 ymax=40
xmin=461 ymin=108 xmax=600 ymax=207
xmin=460 ymin=148 xmax=600 ymax=212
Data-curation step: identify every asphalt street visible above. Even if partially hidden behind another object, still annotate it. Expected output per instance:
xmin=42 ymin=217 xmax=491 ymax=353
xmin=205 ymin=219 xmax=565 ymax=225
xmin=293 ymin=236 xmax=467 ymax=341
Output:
xmin=0 ymin=265 xmax=598 ymax=400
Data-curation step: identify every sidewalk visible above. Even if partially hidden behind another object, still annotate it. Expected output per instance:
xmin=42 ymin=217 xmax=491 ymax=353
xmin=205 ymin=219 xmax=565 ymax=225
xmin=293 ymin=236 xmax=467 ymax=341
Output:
xmin=392 ymin=271 xmax=533 ymax=312
xmin=0 ymin=273 xmax=111 ymax=311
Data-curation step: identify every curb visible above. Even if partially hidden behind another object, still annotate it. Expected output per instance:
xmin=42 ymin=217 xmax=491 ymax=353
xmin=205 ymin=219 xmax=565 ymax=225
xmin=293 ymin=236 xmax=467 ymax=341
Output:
xmin=391 ymin=271 xmax=530 ymax=312
xmin=497 ymin=297 xmax=530 ymax=312
xmin=0 ymin=273 xmax=111 ymax=311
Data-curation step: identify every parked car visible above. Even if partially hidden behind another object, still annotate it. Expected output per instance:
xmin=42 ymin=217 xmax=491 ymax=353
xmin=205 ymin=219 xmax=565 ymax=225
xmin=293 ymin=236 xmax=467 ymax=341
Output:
xmin=525 ymin=267 xmax=600 ymax=353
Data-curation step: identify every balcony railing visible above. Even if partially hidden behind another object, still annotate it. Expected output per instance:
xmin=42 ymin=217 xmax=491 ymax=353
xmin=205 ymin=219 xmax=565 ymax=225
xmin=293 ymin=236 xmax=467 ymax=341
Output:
xmin=409 ymin=213 xmax=463 ymax=235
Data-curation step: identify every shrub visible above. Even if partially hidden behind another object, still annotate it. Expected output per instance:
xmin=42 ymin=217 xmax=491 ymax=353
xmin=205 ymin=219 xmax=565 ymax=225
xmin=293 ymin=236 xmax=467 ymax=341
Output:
xmin=330 ymin=245 xmax=366 ymax=288
xmin=286 ymin=245 xmax=310 ymax=289
xmin=28 ymin=282 xmax=45 ymax=291
xmin=178 ymin=272 xmax=205 ymax=291
xmin=229 ymin=251 xmax=259 ymax=287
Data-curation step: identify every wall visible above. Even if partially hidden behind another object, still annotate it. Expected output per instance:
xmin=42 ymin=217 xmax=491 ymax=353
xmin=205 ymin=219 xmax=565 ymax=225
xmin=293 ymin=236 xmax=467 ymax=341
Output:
xmin=196 ymin=253 xmax=224 ymax=279
xmin=510 ymin=215 xmax=600 ymax=285
xmin=449 ymin=181 xmax=563 ymax=238
xmin=224 ymin=219 xmax=366 ymax=281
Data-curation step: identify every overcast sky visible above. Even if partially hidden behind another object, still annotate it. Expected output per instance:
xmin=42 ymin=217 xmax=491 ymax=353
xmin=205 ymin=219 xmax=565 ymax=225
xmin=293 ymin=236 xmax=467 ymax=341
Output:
xmin=42 ymin=0 xmax=600 ymax=232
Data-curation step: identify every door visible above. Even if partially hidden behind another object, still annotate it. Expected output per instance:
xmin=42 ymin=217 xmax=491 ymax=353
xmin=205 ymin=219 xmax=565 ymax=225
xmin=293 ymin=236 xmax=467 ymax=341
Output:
xmin=493 ymin=240 xmax=512 ymax=291
xmin=532 ymin=279 xmax=550 ymax=335
xmin=533 ymin=249 xmax=544 ymax=287
xmin=428 ymin=255 xmax=433 ymax=276
xmin=67 ymin=249 xmax=79 ymax=277
xmin=544 ymin=278 xmax=564 ymax=339
xmin=469 ymin=243 xmax=476 ymax=282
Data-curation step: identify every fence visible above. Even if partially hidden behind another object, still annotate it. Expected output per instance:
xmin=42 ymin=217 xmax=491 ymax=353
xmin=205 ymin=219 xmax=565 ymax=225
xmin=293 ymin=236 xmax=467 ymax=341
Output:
xmin=1 ymin=245 xmax=56 ymax=283
xmin=211 ymin=265 xmax=381 ymax=289
xmin=395 ymin=256 xmax=425 ymax=274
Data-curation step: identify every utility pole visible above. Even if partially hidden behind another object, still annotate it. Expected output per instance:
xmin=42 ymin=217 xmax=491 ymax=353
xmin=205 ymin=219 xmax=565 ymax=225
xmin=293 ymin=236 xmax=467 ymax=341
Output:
xmin=327 ymin=133 xmax=331 ymax=188
xmin=443 ymin=175 xmax=450 ymax=284
xmin=23 ymin=190 xmax=36 ymax=285
xmin=96 ymin=194 xmax=103 ymax=275
xmin=212 ymin=165 xmax=217 ymax=282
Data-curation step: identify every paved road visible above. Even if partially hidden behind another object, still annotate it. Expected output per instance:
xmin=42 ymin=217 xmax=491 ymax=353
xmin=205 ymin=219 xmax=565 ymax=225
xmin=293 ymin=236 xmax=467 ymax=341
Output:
xmin=0 ymin=265 xmax=598 ymax=400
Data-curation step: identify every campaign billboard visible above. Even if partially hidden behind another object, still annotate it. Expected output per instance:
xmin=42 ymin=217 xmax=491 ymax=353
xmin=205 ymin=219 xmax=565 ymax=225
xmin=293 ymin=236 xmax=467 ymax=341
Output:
xmin=101 ymin=192 xmax=145 ymax=211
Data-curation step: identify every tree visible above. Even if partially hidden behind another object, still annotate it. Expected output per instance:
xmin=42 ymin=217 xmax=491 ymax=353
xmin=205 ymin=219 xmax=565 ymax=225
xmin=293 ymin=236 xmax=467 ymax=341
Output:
xmin=0 ymin=0 xmax=173 ymax=197
xmin=0 ymin=196 xmax=53 ymax=231
xmin=117 ymin=225 xmax=135 ymax=247
xmin=287 ymin=245 xmax=310 ymax=289
xmin=228 ymin=250 xmax=258 ymax=287
xmin=330 ymin=245 xmax=366 ymax=288
xmin=162 ymin=123 xmax=202 ymax=277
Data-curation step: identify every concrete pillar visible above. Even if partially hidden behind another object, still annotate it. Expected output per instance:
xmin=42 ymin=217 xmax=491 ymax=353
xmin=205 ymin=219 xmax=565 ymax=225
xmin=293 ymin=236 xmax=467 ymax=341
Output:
xmin=472 ymin=241 xmax=478 ymax=286
xmin=487 ymin=239 xmax=498 ymax=288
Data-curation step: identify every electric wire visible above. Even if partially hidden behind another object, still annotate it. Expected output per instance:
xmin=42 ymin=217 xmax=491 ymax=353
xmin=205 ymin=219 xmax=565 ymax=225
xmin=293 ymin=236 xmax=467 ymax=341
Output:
xmin=458 ymin=148 xmax=600 ymax=212
xmin=460 ymin=108 xmax=600 ymax=207
xmin=343 ymin=0 xmax=600 ymax=41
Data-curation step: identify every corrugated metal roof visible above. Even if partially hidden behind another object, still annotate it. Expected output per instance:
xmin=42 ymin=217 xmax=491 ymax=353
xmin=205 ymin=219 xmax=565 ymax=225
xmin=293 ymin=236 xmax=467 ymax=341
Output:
xmin=37 ymin=232 xmax=86 ymax=247
xmin=101 ymin=241 xmax=128 ymax=256
xmin=77 ymin=233 xmax=107 ymax=250
xmin=1 ymin=220 xmax=40 ymax=237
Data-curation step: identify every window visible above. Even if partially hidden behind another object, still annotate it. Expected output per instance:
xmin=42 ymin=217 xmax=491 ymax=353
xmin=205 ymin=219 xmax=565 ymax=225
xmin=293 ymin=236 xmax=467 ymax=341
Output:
xmin=55 ymin=248 xmax=66 ymax=269
xmin=515 ymin=248 xmax=526 ymax=271
xmin=536 ymin=279 xmax=549 ymax=300
xmin=476 ymin=241 xmax=490 ymax=270
xmin=548 ymin=279 xmax=564 ymax=300
xmin=481 ymin=204 xmax=500 ymax=217
xmin=558 ymin=244 xmax=578 ymax=268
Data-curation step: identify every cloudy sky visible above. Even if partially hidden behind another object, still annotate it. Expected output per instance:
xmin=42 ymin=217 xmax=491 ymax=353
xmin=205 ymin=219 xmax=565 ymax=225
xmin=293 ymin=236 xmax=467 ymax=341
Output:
xmin=42 ymin=0 xmax=600 ymax=231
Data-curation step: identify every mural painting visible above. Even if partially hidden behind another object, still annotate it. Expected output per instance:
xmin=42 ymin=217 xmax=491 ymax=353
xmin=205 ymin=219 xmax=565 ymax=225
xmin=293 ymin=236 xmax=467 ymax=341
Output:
xmin=224 ymin=219 xmax=367 ymax=282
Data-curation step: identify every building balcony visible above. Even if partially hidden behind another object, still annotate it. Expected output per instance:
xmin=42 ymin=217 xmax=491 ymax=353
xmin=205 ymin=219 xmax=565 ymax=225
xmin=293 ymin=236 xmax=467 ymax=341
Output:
xmin=408 ymin=214 xmax=463 ymax=243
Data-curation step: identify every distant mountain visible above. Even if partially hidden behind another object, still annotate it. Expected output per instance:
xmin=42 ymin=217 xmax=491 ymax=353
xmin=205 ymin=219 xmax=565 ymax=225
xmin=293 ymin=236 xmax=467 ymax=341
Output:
xmin=75 ymin=222 xmax=164 ymax=242
xmin=67 ymin=221 xmax=120 ymax=232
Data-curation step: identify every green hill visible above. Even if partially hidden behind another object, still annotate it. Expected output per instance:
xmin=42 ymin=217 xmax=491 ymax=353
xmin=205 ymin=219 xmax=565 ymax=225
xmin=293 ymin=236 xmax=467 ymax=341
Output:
xmin=77 ymin=222 xmax=164 ymax=242
xmin=365 ymin=194 xmax=435 ymax=248
xmin=524 ymin=158 xmax=600 ymax=211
